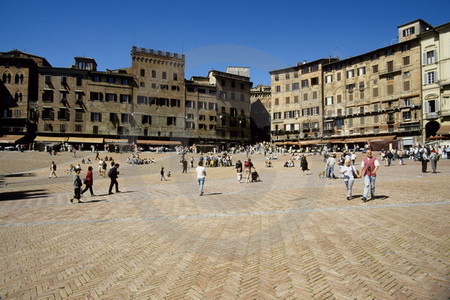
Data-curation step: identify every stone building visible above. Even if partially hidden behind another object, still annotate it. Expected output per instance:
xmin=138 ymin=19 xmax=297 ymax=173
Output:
xmin=269 ymin=59 xmax=338 ymax=144
xmin=418 ymin=22 xmax=450 ymax=141
xmin=0 ymin=47 xmax=252 ymax=149
xmin=322 ymin=20 xmax=426 ymax=149
xmin=0 ymin=50 xmax=51 ymax=138
xmin=269 ymin=19 xmax=447 ymax=150
xmin=185 ymin=70 xmax=252 ymax=148
xmin=250 ymin=84 xmax=271 ymax=143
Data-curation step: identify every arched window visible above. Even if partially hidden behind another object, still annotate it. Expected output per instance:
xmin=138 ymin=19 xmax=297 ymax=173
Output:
xmin=2 ymin=72 xmax=12 ymax=84
xmin=14 ymin=92 xmax=23 ymax=102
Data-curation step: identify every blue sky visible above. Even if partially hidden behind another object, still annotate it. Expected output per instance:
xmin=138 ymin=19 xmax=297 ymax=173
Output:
xmin=2 ymin=0 xmax=449 ymax=85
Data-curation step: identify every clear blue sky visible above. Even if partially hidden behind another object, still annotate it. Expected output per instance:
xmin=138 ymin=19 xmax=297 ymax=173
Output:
xmin=2 ymin=0 xmax=449 ymax=86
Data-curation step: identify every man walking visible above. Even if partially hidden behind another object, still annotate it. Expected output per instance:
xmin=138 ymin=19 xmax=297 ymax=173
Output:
xmin=196 ymin=161 xmax=206 ymax=196
xmin=360 ymin=149 xmax=380 ymax=202
xmin=182 ymin=159 xmax=188 ymax=173
xmin=49 ymin=161 xmax=57 ymax=178
xmin=108 ymin=163 xmax=120 ymax=194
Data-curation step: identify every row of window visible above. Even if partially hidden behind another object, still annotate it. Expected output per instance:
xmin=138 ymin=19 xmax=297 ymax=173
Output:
xmin=274 ymin=78 xmax=319 ymax=92
xmin=272 ymin=65 xmax=320 ymax=81
xmin=90 ymin=75 xmax=131 ymax=85
xmin=136 ymin=96 xmax=181 ymax=107
xmin=273 ymin=107 xmax=320 ymax=120
xmin=140 ymin=69 xmax=178 ymax=81
xmin=220 ymin=79 xmax=247 ymax=90
xmin=2 ymin=73 xmax=24 ymax=84
xmin=273 ymin=92 xmax=319 ymax=105
xmin=273 ymin=122 xmax=320 ymax=132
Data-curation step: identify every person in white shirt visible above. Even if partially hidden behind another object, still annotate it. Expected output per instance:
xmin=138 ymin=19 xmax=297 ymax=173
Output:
xmin=341 ymin=159 xmax=359 ymax=200
xmin=196 ymin=161 xmax=207 ymax=196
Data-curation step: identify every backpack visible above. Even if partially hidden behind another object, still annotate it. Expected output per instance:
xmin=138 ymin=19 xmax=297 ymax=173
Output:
xmin=108 ymin=168 xmax=114 ymax=178
xmin=53 ymin=164 xmax=57 ymax=171
xmin=244 ymin=161 xmax=250 ymax=168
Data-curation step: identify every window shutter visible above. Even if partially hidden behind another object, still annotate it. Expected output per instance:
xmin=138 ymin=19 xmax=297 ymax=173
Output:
xmin=423 ymin=73 xmax=427 ymax=85
xmin=436 ymin=99 xmax=440 ymax=112
xmin=434 ymin=50 xmax=438 ymax=62
xmin=434 ymin=71 xmax=438 ymax=82
xmin=424 ymin=101 xmax=429 ymax=113
xmin=423 ymin=52 xmax=427 ymax=65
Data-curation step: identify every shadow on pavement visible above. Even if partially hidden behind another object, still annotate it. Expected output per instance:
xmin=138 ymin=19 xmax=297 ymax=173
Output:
xmin=0 ymin=189 xmax=48 ymax=201
xmin=3 ymin=172 xmax=37 ymax=178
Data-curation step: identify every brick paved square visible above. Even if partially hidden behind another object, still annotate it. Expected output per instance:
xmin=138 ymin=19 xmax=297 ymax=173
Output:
xmin=1 ymin=151 xmax=449 ymax=299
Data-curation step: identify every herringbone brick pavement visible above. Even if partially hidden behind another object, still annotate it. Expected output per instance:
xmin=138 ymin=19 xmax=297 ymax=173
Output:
xmin=0 ymin=151 xmax=449 ymax=299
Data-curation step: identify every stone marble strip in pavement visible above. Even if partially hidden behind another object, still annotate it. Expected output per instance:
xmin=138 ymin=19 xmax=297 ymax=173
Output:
xmin=1 ymin=200 xmax=449 ymax=227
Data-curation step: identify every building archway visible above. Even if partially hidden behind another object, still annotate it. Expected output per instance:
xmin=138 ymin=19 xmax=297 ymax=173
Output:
xmin=425 ymin=120 xmax=440 ymax=138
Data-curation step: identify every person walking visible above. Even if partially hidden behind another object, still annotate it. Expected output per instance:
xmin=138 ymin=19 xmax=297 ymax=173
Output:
xmin=196 ymin=161 xmax=206 ymax=196
xmin=182 ymin=159 xmax=188 ymax=173
xmin=244 ymin=158 xmax=255 ymax=183
xmin=360 ymin=149 xmax=380 ymax=202
xmin=300 ymin=155 xmax=309 ymax=175
xmin=81 ymin=166 xmax=95 ymax=196
xmin=429 ymin=149 xmax=438 ymax=173
xmin=235 ymin=159 xmax=243 ymax=183
xmin=160 ymin=166 xmax=166 ymax=181
xmin=341 ymin=159 xmax=358 ymax=200
xmin=70 ymin=168 xmax=83 ymax=203
xmin=107 ymin=163 xmax=120 ymax=194
xmin=325 ymin=154 xmax=336 ymax=179
xmin=49 ymin=161 xmax=57 ymax=178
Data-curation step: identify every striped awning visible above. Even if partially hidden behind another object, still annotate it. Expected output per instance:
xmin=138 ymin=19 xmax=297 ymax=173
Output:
xmin=67 ymin=137 xmax=104 ymax=143
xmin=136 ymin=140 xmax=181 ymax=146
xmin=0 ymin=135 xmax=25 ymax=143
xmin=34 ymin=136 xmax=68 ymax=143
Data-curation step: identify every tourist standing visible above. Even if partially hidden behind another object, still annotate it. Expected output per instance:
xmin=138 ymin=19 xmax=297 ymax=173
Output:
xmin=81 ymin=166 xmax=95 ymax=196
xmin=244 ymin=158 xmax=255 ymax=183
xmin=196 ymin=161 xmax=207 ymax=196
xmin=70 ymin=168 xmax=83 ymax=203
xmin=107 ymin=163 xmax=120 ymax=194
xmin=360 ymin=149 xmax=380 ymax=202
xmin=300 ymin=155 xmax=309 ymax=175
xmin=341 ymin=159 xmax=358 ymax=200
xmin=420 ymin=147 xmax=429 ymax=173
xmin=429 ymin=149 xmax=438 ymax=173
xmin=235 ymin=160 xmax=243 ymax=183
xmin=49 ymin=161 xmax=57 ymax=178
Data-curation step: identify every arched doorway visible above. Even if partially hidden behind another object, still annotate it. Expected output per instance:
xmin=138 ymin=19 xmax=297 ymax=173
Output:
xmin=425 ymin=121 xmax=440 ymax=138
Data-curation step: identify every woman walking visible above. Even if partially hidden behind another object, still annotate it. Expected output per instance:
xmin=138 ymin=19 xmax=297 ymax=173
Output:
xmin=341 ymin=159 xmax=358 ymax=200
xmin=300 ymin=155 xmax=309 ymax=174
xmin=81 ymin=166 xmax=95 ymax=196
xmin=70 ymin=168 xmax=83 ymax=203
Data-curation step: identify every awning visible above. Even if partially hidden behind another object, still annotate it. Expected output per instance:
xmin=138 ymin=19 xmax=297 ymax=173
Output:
xmin=297 ymin=139 xmax=322 ymax=146
xmin=34 ymin=136 xmax=68 ymax=143
xmin=368 ymin=135 xmax=396 ymax=142
xmin=0 ymin=135 xmax=25 ymax=143
xmin=329 ymin=139 xmax=345 ymax=144
xmin=344 ymin=137 xmax=369 ymax=143
xmin=68 ymin=137 xmax=104 ymax=143
xmin=104 ymin=138 xmax=129 ymax=144
xmin=436 ymin=124 xmax=450 ymax=135
xmin=136 ymin=140 xmax=182 ymax=146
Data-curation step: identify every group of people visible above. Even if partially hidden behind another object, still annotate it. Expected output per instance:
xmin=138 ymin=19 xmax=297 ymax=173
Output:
xmin=340 ymin=149 xmax=379 ymax=202
xmin=126 ymin=153 xmax=156 ymax=165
